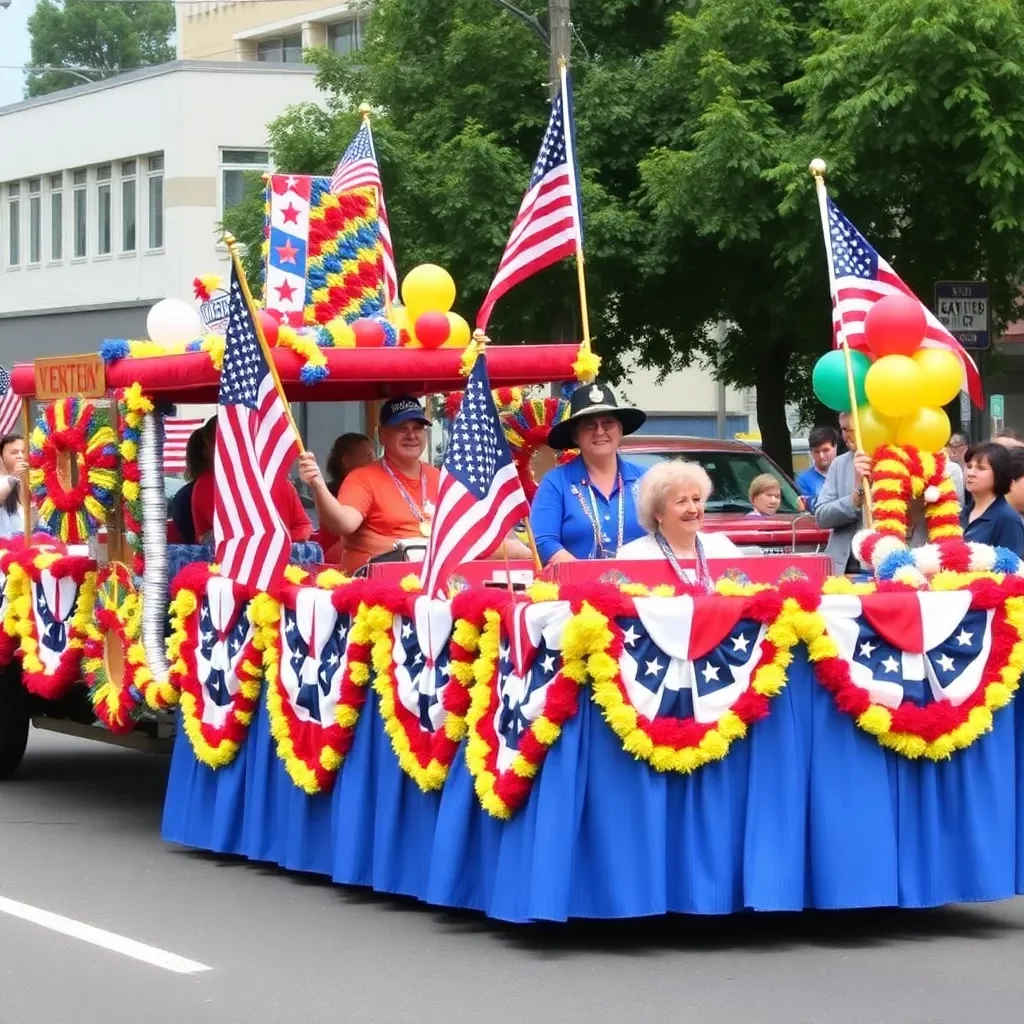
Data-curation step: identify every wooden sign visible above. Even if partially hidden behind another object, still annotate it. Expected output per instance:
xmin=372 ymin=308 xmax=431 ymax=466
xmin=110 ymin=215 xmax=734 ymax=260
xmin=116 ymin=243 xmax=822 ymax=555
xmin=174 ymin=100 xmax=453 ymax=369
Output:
xmin=34 ymin=354 xmax=106 ymax=400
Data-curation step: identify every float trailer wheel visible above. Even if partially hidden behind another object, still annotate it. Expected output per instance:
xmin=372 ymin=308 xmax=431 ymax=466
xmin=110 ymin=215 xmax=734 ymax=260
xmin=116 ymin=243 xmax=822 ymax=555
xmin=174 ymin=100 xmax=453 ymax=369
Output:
xmin=0 ymin=663 xmax=29 ymax=779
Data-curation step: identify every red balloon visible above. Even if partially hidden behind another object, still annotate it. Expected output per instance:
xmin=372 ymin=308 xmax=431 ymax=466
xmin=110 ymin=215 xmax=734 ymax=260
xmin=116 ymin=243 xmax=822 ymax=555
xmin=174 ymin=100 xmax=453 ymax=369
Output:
xmin=863 ymin=293 xmax=927 ymax=358
xmin=415 ymin=311 xmax=451 ymax=350
xmin=352 ymin=318 xmax=386 ymax=348
xmin=257 ymin=309 xmax=280 ymax=347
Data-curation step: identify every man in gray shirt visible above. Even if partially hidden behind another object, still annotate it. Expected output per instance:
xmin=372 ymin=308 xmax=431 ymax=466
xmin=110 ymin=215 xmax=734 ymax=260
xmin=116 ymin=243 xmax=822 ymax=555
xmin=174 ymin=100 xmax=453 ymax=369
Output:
xmin=815 ymin=412 xmax=966 ymax=574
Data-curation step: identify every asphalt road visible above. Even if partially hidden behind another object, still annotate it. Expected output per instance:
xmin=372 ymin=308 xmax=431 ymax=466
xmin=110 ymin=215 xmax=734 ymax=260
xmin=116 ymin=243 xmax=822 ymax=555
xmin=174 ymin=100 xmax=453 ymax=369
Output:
xmin=3 ymin=728 xmax=1024 ymax=1024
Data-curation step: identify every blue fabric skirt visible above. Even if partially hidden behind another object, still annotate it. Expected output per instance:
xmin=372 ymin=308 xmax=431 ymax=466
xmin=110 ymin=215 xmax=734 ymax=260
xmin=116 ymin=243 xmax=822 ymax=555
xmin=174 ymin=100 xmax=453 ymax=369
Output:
xmin=162 ymin=656 xmax=1022 ymax=921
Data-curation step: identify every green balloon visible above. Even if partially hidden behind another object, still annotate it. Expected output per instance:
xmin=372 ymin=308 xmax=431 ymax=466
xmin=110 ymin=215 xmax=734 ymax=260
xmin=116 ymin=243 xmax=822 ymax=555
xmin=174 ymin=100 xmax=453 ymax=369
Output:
xmin=812 ymin=349 xmax=871 ymax=412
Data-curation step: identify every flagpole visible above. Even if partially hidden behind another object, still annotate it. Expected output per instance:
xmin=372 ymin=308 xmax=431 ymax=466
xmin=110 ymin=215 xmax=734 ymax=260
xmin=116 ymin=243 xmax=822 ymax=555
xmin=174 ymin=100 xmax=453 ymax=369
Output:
xmin=558 ymin=58 xmax=592 ymax=365
xmin=809 ymin=159 xmax=872 ymax=526
xmin=21 ymin=398 xmax=31 ymax=545
xmin=223 ymin=232 xmax=306 ymax=456
xmin=359 ymin=102 xmax=394 ymax=319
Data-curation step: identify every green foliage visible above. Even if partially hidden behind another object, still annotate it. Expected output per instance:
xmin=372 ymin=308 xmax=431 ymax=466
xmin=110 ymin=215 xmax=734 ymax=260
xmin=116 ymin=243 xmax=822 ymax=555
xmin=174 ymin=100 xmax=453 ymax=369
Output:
xmin=229 ymin=0 xmax=1024 ymax=471
xmin=26 ymin=0 xmax=174 ymax=97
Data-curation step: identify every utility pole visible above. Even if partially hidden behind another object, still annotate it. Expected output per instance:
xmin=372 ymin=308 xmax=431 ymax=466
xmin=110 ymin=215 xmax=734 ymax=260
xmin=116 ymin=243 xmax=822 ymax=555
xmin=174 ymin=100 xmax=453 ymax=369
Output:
xmin=548 ymin=0 xmax=571 ymax=96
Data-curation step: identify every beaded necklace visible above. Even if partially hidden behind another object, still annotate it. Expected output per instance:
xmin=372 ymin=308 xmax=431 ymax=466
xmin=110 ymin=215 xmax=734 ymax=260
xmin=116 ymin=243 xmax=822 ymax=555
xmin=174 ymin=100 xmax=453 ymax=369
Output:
xmin=654 ymin=530 xmax=713 ymax=593
xmin=381 ymin=459 xmax=433 ymax=536
xmin=571 ymin=472 xmax=625 ymax=559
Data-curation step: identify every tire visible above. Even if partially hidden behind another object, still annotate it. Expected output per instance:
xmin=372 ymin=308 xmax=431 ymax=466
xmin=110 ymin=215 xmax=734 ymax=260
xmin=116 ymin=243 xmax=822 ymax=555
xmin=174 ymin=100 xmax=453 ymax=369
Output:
xmin=0 ymin=663 xmax=29 ymax=779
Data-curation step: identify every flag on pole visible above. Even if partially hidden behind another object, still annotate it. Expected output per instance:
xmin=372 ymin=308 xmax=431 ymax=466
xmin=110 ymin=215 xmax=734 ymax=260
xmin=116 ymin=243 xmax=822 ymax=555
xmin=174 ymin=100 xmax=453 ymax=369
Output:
xmin=331 ymin=119 xmax=398 ymax=304
xmin=476 ymin=76 xmax=583 ymax=332
xmin=825 ymin=197 xmax=983 ymax=407
xmin=213 ymin=266 xmax=299 ymax=592
xmin=419 ymin=355 xmax=530 ymax=598
xmin=0 ymin=367 xmax=22 ymax=435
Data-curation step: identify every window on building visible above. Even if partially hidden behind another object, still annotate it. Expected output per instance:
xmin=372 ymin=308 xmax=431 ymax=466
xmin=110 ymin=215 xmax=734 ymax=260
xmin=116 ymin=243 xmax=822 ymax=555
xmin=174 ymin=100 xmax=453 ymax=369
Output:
xmin=72 ymin=168 xmax=87 ymax=258
xmin=97 ymin=164 xmax=112 ymax=256
xmin=121 ymin=159 xmax=137 ymax=253
xmin=50 ymin=174 xmax=63 ymax=261
xmin=147 ymin=154 xmax=164 ymax=250
xmin=220 ymin=148 xmax=270 ymax=214
xmin=28 ymin=178 xmax=41 ymax=265
xmin=256 ymin=32 xmax=302 ymax=63
xmin=327 ymin=17 xmax=365 ymax=55
xmin=7 ymin=183 xmax=20 ymax=267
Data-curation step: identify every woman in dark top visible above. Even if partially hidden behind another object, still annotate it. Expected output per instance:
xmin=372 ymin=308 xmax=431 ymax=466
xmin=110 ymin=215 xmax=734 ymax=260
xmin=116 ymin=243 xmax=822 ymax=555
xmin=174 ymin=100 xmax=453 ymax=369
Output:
xmin=169 ymin=425 xmax=212 ymax=545
xmin=961 ymin=441 xmax=1024 ymax=555
xmin=320 ymin=432 xmax=373 ymax=563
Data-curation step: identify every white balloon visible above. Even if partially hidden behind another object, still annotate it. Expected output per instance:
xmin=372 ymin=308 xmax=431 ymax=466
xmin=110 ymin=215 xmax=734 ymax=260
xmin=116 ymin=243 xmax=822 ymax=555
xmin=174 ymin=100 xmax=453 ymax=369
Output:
xmin=147 ymin=298 xmax=204 ymax=346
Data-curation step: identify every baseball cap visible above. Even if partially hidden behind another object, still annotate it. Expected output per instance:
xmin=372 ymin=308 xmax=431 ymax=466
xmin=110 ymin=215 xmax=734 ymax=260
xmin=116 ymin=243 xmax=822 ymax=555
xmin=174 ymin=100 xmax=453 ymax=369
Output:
xmin=380 ymin=395 xmax=430 ymax=428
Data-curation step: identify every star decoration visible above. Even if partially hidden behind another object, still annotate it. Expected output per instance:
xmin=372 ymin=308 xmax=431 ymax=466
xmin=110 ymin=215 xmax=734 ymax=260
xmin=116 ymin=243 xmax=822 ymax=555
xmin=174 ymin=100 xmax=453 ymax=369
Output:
xmin=644 ymin=657 xmax=662 ymax=677
xmin=276 ymin=239 xmax=299 ymax=265
xmin=275 ymin=279 xmax=297 ymax=303
xmin=541 ymin=654 xmax=555 ymax=674
xmin=401 ymin=622 xmax=413 ymax=639
xmin=622 ymin=625 xmax=640 ymax=647
xmin=281 ymin=202 xmax=300 ymax=225
xmin=701 ymin=662 xmax=720 ymax=683
xmin=936 ymin=653 xmax=956 ymax=673
xmin=730 ymin=633 xmax=749 ymax=653
xmin=881 ymin=655 xmax=899 ymax=675
xmin=859 ymin=640 xmax=877 ymax=658
xmin=955 ymin=629 xmax=974 ymax=647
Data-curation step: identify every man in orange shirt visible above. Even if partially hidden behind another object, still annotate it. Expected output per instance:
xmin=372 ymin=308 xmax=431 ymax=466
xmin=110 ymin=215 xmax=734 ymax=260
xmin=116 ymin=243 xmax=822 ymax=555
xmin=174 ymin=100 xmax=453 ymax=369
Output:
xmin=298 ymin=396 xmax=439 ymax=574
xmin=191 ymin=415 xmax=313 ymax=545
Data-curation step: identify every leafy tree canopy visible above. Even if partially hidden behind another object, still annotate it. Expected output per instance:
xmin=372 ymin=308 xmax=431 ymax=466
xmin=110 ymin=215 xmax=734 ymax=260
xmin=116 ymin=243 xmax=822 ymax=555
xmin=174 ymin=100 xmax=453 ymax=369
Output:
xmin=226 ymin=0 xmax=1024 ymax=472
xmin=27 ymin=0 xmax=175 ymax=97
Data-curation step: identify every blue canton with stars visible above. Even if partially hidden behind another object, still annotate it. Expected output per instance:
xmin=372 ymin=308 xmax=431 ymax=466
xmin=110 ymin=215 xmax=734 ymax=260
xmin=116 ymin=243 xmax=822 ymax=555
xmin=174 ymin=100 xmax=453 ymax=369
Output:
xmin=445 ymin=356 xmax=517 ymax=499
xmin=618 ymin=616 xmax=760 ymax=719
xmin=827 ymin=197 xmax=880 ymax=281
xmin=282 ymin=609 xmax=350 ymax=723
xmin=396 ymin=617 xmax=451 ymax=732
xmin=220 ymin=268 xmax=270 ymax=410
xmin=495 ymin=638 xmax=561 ymax=754
xmin=530 ymin=73 xmax=583 ymax=244
xmin=341 ymin=120 xmax=375 ymax=165
xmin=35 ymin=582 xmax=70 ymax=654
xmin=198 ymin=598 xmax=251 ymax=706
xmin=850 ymin=609 xmax=987 ymax=706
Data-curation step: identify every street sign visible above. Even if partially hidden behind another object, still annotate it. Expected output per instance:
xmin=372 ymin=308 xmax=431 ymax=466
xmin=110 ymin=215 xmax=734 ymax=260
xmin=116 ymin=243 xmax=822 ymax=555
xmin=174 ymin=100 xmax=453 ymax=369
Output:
xmin=935 ymin=281 xmax=990 ymax=350
xmin=991 ymin=393 xmax=1004 ymax=436
xmin=959 ymin=391 xmax=971 ymax=430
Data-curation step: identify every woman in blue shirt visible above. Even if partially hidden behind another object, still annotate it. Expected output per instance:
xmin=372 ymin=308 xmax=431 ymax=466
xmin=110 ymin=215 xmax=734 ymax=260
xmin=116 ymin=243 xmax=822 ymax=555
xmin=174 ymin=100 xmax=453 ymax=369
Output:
xmin=530 ymin=382 xmax=648 ymax=563
xmin=961 ymin=442 xmax=1024 ymax=555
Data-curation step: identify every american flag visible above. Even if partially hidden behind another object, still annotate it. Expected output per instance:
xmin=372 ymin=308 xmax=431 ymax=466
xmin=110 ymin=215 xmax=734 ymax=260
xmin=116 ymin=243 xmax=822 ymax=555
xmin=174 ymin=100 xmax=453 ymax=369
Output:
xmin=330 ymin=119 xmax=398 ymax=304
xmin=213 ymin=265 xmax=298 ymax=592
xmin=419 ymin=355 xmax=530 ymax=598
xmin=826 ymin=197 xmax=983 ymax=407
xmin=0 ymin=367 xmax=23 ymax=436
xmin=163 ymin=416 xmax=205 ymax=475
xmin=476 ymin=74 xmax=582 ymax=331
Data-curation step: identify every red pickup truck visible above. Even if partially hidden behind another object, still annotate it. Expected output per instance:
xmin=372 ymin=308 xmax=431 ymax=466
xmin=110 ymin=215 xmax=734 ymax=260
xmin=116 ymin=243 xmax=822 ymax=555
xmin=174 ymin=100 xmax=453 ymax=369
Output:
xmin=618 ymin=435 xmax=830 ymax=555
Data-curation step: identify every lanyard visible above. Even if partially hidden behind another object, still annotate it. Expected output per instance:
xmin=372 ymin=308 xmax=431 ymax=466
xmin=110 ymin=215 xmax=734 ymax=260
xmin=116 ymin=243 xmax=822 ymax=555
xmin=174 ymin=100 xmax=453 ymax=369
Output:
xmin=654 ymin=530 xmax=713 ymax=593
xmin=573 ymin=473 xmax=625 ymax=559
xmin=381 ymin=459 xmax=430 ymax=524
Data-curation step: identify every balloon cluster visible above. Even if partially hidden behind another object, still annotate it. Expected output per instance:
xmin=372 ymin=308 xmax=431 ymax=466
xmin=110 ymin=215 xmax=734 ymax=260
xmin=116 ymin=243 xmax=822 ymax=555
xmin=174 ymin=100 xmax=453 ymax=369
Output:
xmin=390 ymin=264 xmax=471 ymax=349
xmin=812 ymin=294 xmax=962 ymax=455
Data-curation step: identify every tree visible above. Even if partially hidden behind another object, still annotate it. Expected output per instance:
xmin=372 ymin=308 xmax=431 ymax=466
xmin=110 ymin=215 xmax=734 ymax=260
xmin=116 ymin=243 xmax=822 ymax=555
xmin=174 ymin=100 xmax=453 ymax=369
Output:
xmin=26 ymin=0 xmax=175 ymax=97
xmin=227 ymin=0 xmax=1024 ymax=474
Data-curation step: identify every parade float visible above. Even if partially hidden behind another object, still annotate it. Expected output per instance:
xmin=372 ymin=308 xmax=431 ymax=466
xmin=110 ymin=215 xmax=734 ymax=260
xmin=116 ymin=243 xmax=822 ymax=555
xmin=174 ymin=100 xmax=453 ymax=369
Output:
xmin=0 ymin=159 xmax=1023 ymax=925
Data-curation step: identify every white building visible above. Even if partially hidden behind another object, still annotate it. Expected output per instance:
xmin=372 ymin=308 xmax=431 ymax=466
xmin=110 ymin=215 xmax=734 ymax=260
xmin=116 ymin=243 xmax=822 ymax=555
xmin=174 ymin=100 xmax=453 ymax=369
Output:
xmin=0 ymin=60 xmax=320 ymax=354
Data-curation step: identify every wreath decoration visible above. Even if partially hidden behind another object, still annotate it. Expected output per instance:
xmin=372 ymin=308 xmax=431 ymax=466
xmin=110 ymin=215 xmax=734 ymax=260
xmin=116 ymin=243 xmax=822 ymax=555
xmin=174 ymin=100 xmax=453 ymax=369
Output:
xmin=808 ymin=577 xmax=1024 ymax=759
xmin=264 ymin=568 xmax=376 ymax=795
xmin=501 ymin=397 xmax=576 ymax=501
xmin=79 ymin=562 xmax=151 ymax=734
xmin=366 ymin=582 xmax=475 ymax=792
xmin=168 ymin=563 xmax=274 ymax=768
xmin=2 ymin=546 xmax=95 ymax=699
xmin=115 ymin=384 xmax=151 ymax=575
xmin=29 ymin=398 xmax=118 ymax=543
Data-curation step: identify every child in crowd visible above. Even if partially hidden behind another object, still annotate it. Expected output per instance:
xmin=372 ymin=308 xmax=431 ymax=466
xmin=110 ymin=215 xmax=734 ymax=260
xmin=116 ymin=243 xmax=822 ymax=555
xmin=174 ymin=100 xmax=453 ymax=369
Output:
xmin=747 ymin=474 xmax=782 ymax=517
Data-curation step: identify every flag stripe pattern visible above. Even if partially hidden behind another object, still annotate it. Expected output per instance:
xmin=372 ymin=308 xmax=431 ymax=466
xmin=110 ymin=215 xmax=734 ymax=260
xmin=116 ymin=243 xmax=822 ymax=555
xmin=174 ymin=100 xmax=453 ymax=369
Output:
xmin=420 ymin=355 xmax=530 ymax=598
xmin=331 ymin=120 xmax=398 ymax=304
xmin=476 ymin=80 xmax=581 ymax=332
xmin=213 ymin=267 xmax=298 ymax=592
xmin=827 ymin=197 xmax=983 ymax=407
xmin=163 ymin=416 xmax=205 ymax=475
xmin=0 ymin=367 xmax=22 ymax=436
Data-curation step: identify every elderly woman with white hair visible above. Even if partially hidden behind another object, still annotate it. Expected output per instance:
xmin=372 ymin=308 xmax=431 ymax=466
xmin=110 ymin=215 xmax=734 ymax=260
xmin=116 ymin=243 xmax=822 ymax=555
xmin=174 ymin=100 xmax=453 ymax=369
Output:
xmin=618 ymin=459 xmax=740 ymax=588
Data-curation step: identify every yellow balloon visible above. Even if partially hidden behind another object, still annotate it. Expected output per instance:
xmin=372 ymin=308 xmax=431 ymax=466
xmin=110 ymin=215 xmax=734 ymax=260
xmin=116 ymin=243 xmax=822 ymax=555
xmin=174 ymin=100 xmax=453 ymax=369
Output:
xmin=864 ymin=354 xmax=923 ymax=418
xmin=390 ymin=303 xmax=408 ymax=332
xmin=912 ymin=348 xmax=962 ymax=408
xmin=895 ymin=406 xmax=951 ymax=453
xmin=854 ymin=405 xmax=897 ymax=456
xmin=442 ymin=312 xmax=471 ymax=348
xmin=401 ymin=263 xmax=456 ymax=315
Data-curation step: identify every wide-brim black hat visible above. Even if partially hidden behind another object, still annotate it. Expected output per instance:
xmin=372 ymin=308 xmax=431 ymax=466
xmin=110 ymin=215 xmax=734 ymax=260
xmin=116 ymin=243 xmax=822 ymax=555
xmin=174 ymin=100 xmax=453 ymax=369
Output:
xmin=547 ymin=381 xmax=647 ymax=451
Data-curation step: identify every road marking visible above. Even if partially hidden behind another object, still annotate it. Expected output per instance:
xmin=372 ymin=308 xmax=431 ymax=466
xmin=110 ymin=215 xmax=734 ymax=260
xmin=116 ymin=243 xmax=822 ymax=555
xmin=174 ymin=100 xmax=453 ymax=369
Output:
xmin=0 ymin=896 xmax=212 ymax=974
